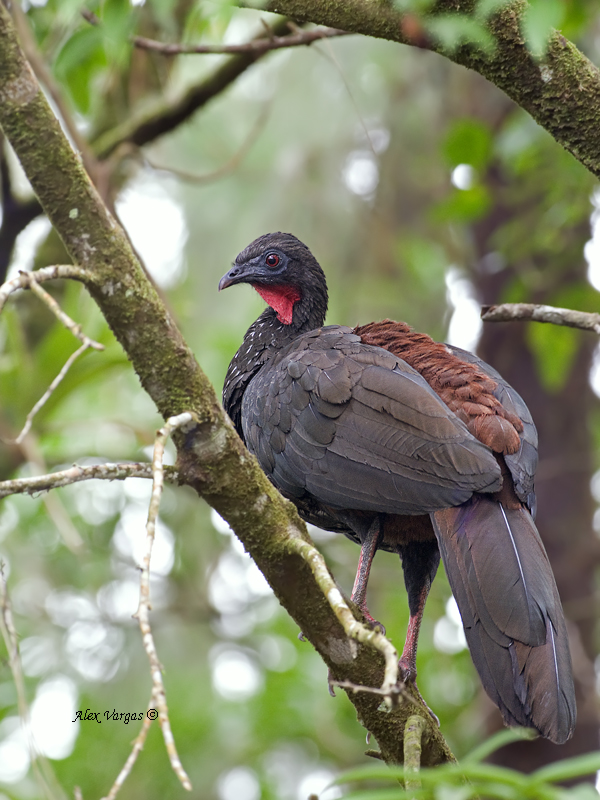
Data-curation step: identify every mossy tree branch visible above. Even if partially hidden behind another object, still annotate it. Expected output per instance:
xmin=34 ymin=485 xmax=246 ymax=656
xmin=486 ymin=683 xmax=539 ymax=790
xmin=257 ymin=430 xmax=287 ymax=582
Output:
xmin=261 ymin=0 xmax=600 ymax=178
xmin=0 ymin=4 xmax=453 ymax=767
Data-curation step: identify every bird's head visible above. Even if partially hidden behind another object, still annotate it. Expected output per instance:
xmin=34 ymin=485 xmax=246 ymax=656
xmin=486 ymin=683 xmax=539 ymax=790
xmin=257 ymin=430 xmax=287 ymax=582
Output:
xmin=218 ymin=232 xmax=328 ymax=327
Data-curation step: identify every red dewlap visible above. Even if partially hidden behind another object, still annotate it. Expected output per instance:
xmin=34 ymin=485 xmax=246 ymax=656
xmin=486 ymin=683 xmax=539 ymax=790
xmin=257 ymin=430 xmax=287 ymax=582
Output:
xmin=254 ymin=284 xmax=301 ymax=325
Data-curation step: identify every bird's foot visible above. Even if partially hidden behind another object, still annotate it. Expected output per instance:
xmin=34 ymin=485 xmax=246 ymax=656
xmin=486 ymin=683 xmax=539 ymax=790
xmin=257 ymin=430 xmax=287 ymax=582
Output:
xmin=397 ymin=659 xmax=439 ymax=726
xmin=327 ymin=668 xmax=337 ymax=697
xmin=398 ymin=656 xmax=416 ymax=683
xmin=366 ymin=617 xmax=386 ymax=636
xmin=358 ymin=606 xmax=386 ymax=636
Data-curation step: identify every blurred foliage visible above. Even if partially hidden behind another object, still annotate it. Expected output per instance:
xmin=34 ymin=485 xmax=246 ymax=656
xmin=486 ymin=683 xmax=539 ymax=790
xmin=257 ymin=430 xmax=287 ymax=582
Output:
xmin=392 ymin=0 xmax=600 ymax=55
xmin=337 ymin=747 xmax=600 ymax=799
xmin=0 ymin=1 xmax=600 ymax=799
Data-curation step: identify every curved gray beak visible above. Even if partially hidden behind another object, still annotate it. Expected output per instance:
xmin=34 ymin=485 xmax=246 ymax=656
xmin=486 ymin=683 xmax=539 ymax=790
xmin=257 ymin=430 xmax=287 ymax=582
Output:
xmin=219 ymin=264 xmax=246 ymax=291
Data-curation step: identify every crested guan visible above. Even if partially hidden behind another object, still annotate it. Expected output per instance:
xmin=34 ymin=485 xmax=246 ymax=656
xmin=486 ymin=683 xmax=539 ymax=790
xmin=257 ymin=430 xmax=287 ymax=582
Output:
xmin=219 ymin=231 xmax=576 ymax=744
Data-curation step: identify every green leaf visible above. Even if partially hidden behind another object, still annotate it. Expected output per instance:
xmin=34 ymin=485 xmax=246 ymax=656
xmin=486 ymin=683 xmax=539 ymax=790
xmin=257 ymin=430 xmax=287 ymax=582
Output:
xmin=54 ymin=26 xmax=106 ymax=113
xmin=443 ymin=119 xmax=493 ymax=170
xmin=462 ymin=728 xmax=537 ymax=764
xmin=182 ymin=5 xmax=211 ymax=40
xmin=434 ymin=787 xmax=471 ymax=800
xmin=98 ymin=0 xmax=134 ymax=69
xmin=526 ymin=321 xmax=579 ymax=393
xmin=522 ymin=0 xmax=565 ymax=56
xmin=432 ymin=184 xmax=491 ymax=223
xmin=532 ymin=752 xmax=600 ymax=784
xmin=334 ymin=765 xmax=404 ymax=784
xmin=557 ymin=787 xmax=600 ymax=800
xmin=396 ymin=236 xmax=448 ymax=288
xmin=425 ymin=14 xmax=496 ymax=55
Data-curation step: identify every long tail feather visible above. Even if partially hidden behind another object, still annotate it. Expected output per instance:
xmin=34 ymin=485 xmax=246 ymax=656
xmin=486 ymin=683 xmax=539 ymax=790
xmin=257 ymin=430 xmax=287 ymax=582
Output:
xmin=432 ymin=496 xmax=576 ymax=743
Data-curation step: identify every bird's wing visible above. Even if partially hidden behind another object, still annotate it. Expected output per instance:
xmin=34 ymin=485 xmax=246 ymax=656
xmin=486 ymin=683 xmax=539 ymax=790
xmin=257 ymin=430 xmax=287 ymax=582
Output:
xmin=446 ymin=345 xmax=538 ymax=513
xmin=242 ymin=327 xmax=501 ymax=515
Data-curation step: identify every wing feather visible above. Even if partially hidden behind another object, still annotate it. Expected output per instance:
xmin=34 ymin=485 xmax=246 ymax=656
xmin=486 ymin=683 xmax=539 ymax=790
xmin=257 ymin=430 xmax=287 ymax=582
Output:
xmin=243 ymin=326 xmax=501 ymax=515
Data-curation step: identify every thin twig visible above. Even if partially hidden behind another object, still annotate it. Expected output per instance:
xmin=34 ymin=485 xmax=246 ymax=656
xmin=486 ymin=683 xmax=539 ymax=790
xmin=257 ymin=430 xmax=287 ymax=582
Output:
xmin=0 ymin=264 xmax=92 ymax=312
xmin=18 ymin=434 xmax=85 ymax=553
xmin=330 ymin=678 xmax=419 ymax=708
xmin=133 ymin=412 xmax=194 ymax=792
xmin=0 ymin=567 xmax=66 ymax=800
xmin=0 ymin=461 xmax=179 ymax=499
xmin=100 ymin=700 xmax=155 ymax=800
xmin=0 ymin=269 xmax=104 ymax=444
xmin=25 ymin=272 xmax=104 ymax=350
xmin=0 ymin=566 xmax=29 ymax=723
xmin=11 ymin=343 xmax=91 ymax=444
xmin=313 ymin=30 xmax=379 ymax=159
xmin=286 ymin=533 xmax=400 ymax=703
xmin=481 ymin=302 xmax=600 ymax=333
xmin=82 ymin=10 xmax=350 ymax=56
xmin=131 ymin=26 xmax=351 ymax=55
xmin=91 ymin=18 xmax=298 ymax=159
xmin=140 ymin=103 xmax=270 ymax=184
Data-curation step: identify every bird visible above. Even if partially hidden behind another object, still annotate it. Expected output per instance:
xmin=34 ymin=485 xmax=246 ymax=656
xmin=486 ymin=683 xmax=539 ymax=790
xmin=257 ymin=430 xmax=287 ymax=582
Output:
xmin=219 ymin=231 xmax=576 ymax=744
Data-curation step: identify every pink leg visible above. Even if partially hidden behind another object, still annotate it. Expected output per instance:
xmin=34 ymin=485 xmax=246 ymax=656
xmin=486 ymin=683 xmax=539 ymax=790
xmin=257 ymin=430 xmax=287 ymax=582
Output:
xmin=350 ymin=518 xmax=384 ymax=632
xmin=398 ymin=579 xmax=430 ymax=681
xmin=398 ymin=575 xmax=439 ymax=724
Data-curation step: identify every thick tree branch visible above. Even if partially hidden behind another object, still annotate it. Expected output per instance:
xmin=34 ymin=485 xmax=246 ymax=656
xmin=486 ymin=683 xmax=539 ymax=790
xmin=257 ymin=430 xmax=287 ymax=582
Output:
xmin=261 ymin=0 xmax=600 ymax=178
xmin=92 ymin=17 xmax=297 ymax=160
xmin=0 ymin=4 xmax=452 ymax=766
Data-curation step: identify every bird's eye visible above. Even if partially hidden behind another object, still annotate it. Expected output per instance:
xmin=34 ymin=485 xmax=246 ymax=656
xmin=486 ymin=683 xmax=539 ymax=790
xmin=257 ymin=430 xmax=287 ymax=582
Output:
xmin=265 ymin=253 xmax=280 ymax=268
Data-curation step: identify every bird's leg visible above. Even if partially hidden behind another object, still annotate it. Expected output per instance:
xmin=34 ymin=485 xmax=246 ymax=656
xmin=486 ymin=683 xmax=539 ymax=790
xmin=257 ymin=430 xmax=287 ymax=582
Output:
xmin=350 ymin=516 xmax=385 ymax=632
xmin=399 ymin=580 xmax=430 ymax=681
xmin=398 ymin=540 xmax=440 ymax=682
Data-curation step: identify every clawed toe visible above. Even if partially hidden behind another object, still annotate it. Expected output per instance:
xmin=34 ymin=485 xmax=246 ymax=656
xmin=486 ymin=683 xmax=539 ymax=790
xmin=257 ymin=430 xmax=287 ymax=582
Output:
xmin=397 ymin=662 xmax=439 ymax=725
xmin=358 ymin=607 xmax=386 ymax=636
xmin=398 ymin=657 xmax=415 ymax=683
xmin=367 ymin=617 xmax=386 ymax=636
